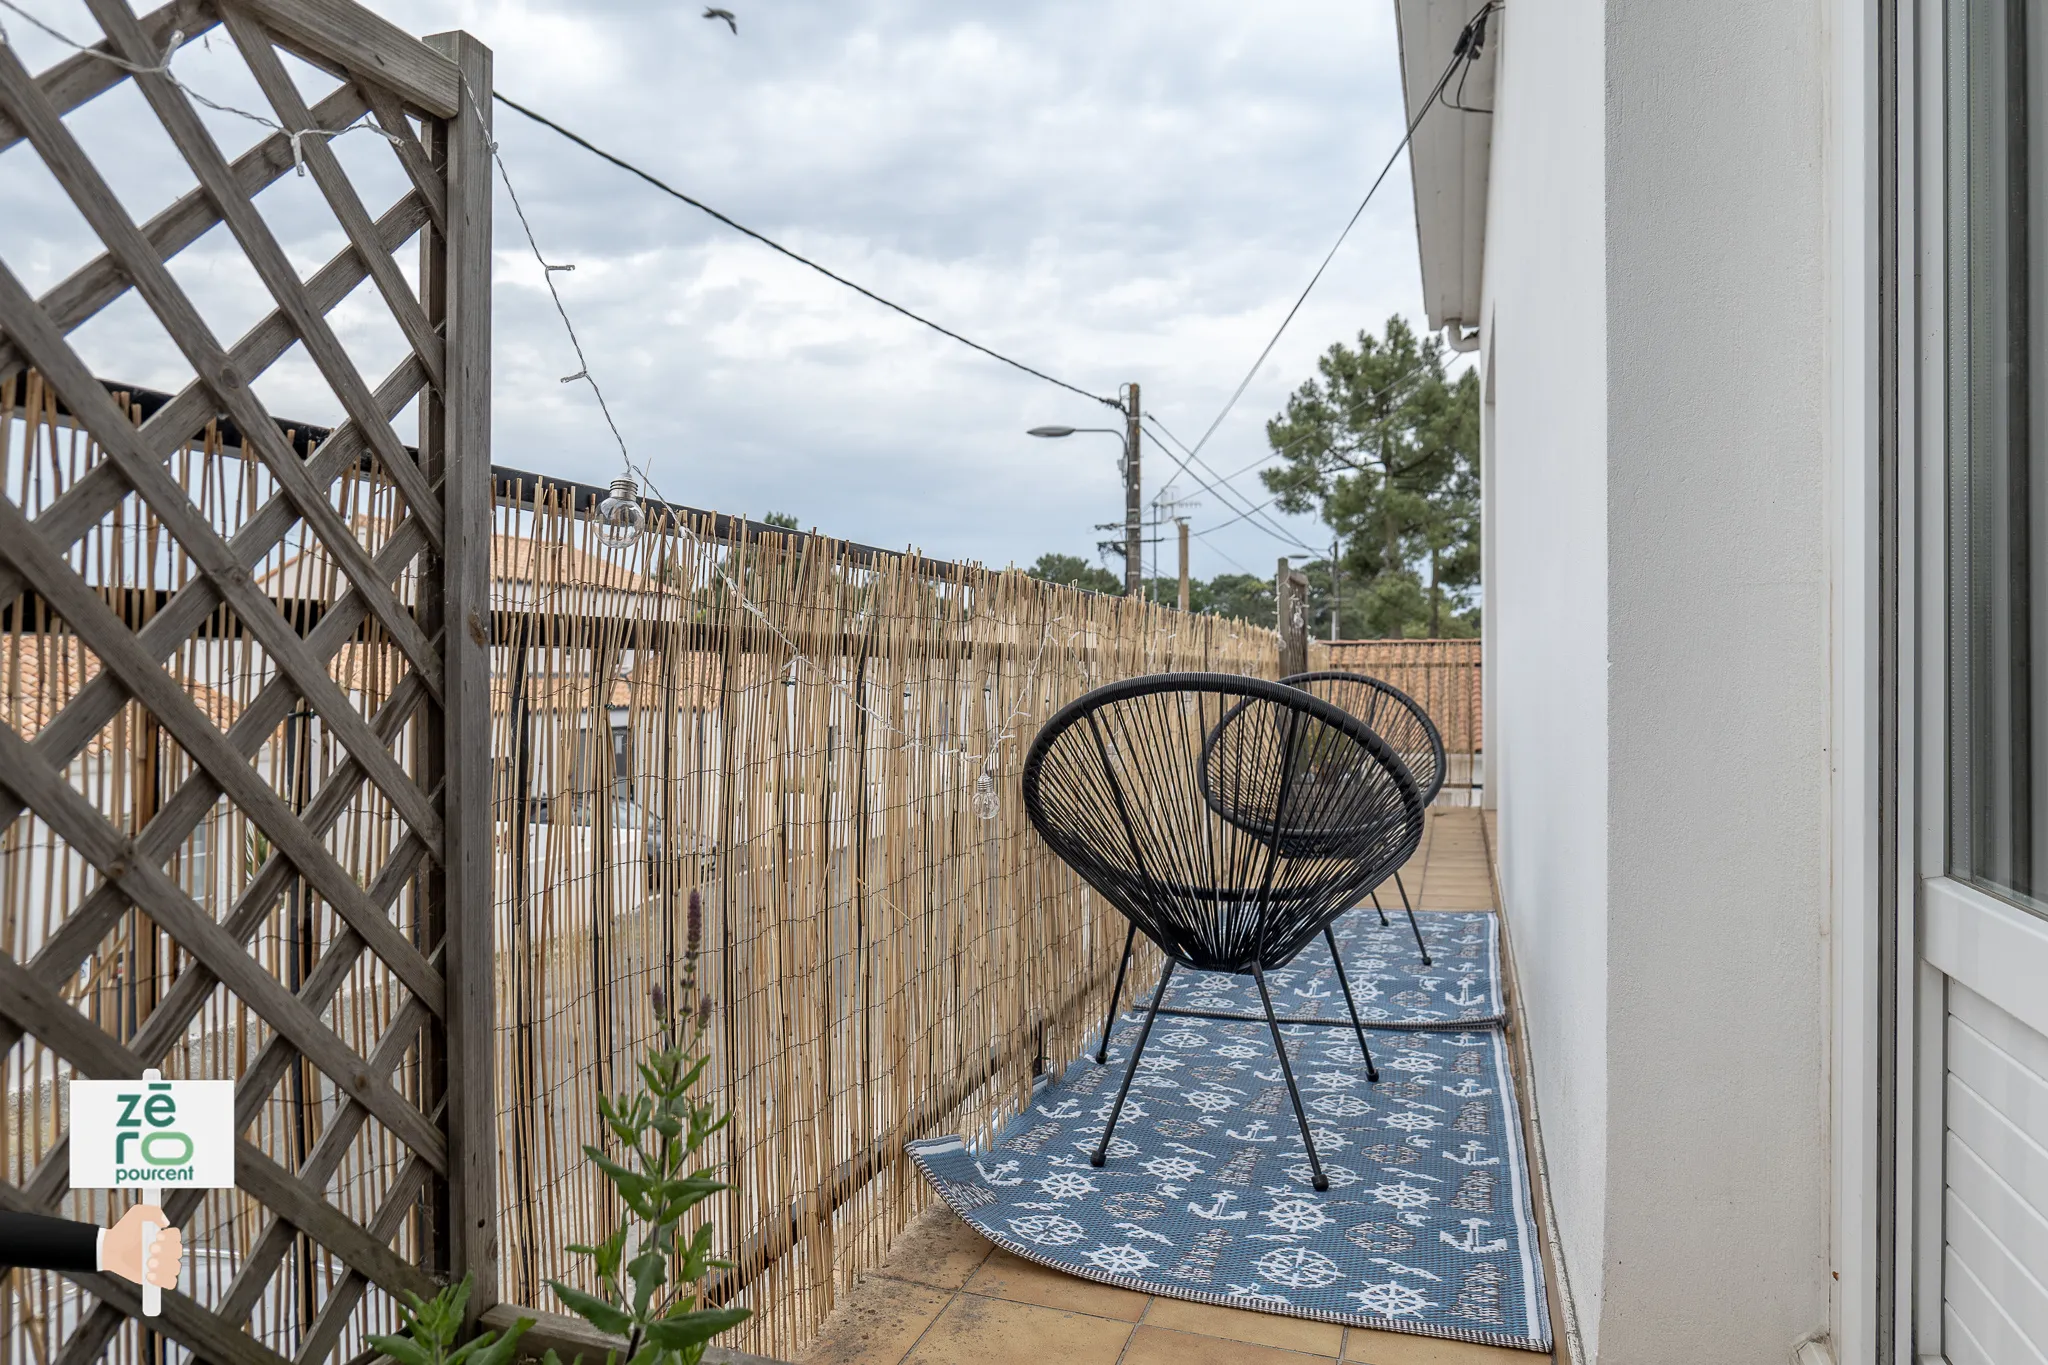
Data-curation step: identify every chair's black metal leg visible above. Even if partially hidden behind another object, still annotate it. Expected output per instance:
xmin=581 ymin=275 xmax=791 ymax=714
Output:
xmin=1393 ymin=870 xmax=1431 ymax=965
xmin=1252 ymin=962 xmax=1328 ymax=1192
xmin=1091 ymin=960 xmax=1175 ymax=1169
xmin=1324 ymin=926 xmax=1380 ymax=1084
xmin=1095 ymin=921 xmax=1139 ymax=1065
xmin=1368 ymin=886 xmax=1390 ymax=927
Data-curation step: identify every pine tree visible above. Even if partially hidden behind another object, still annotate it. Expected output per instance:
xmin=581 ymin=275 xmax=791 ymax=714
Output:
xmin=1260 ymin=317 xmax=1480 ymax=638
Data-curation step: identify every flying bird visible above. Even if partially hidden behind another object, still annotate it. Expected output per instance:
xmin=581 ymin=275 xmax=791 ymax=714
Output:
xmin=703 ymin=7 xmax=737 ymax=33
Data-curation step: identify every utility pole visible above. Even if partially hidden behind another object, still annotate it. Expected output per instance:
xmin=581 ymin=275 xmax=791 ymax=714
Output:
xmin=1330 ymin=534 xmax=1341 ymax=642
xmin=1177 ymin=520 xmax=1191 ymax=613
xmin=1124 ymin=382 xmax=1142 ymax=596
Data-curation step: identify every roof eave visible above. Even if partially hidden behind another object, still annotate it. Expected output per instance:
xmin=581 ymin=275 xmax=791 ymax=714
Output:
xmin=1393 ymin=0 xmax=1497 ymax=336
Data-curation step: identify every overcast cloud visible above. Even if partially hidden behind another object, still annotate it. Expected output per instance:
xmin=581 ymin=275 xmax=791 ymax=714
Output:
xmin=1 ymin=0 xmax=1440 ymax=580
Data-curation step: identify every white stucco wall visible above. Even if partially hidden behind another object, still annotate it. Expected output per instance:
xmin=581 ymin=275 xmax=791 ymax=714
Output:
xmin=1600 ymin=0 xmax=1832 ymax=1355
xmin=1484 ymin=0 xmax=1834 ymax=1357
xmin=1480 ymin=0 xmax=1611 ymax=1347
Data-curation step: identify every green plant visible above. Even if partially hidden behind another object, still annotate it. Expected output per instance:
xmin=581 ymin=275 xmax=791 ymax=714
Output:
xmin=368 ymin=1275 xmax=529 ymax=1365
xmin=244 ymin=828 xmax=271 ymax=881
xmin=545 ymin=889 xmax=749 ymax=1365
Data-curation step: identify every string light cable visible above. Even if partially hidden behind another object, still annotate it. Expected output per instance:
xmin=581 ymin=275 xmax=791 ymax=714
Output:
xmin=0 ymin=0 xmax=408 ymax=172
xmin=1131 ymin=3 xmax=1496 ymax=551
xmin=467 ymin=81 xmax=1116 ymax=808
xmin=489 ymin=91 xmax=1122 ymax=413
xmin=0 ymin=16 xmax=1100 ymax=806
xmin=1168 ymin=0 xmax=1499 ymax=471
xmin=3 ymin=4 xmax=1325 ymax=775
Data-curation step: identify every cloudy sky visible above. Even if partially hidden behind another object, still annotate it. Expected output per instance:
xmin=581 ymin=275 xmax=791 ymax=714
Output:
xmin=2 ymin=0 xmax=1444 ymax=579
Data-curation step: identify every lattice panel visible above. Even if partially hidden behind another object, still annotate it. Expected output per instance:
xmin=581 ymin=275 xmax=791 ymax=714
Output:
xmin=0 ymin=4 xmax=492 ymax=1362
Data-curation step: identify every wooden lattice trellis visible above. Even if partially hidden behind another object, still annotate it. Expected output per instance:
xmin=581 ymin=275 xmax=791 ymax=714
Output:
xmin=0 ymin=4 xmax=494 ymax=1363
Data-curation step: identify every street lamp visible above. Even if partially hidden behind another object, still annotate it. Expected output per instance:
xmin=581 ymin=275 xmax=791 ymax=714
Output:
xmin=1028 ymin=419 xmax=1142 ymax=594
xmin=1027 ymin=426 xmax=1122 ymax=440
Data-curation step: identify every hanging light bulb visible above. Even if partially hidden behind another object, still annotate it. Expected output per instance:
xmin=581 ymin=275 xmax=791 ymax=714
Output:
xmin=596 ymin=476 xmax=645 ymax=546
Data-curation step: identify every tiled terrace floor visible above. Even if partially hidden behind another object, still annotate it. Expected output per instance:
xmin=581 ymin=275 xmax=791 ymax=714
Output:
xmin=802 ymin=808 xmax=1552 ymax=1365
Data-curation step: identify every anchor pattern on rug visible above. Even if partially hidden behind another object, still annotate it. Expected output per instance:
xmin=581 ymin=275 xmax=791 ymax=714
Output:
xmin=1156 ymin=909 xmax=1505 ymax=1028
xmin=909 ymin=986 xmax=1549 ymax=1352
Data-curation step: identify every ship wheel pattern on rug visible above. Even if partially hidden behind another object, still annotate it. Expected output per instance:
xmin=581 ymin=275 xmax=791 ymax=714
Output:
xmin=911 ymin=1017 xmax=1550 ymax=1351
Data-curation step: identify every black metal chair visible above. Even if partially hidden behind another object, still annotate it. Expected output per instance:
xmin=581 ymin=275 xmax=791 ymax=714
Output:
xmin=1096 ymin=669 xmax=1442 ymax=1043
xmin=1279 ymin=671 xmax=1446 ymax=964
xmin=1022 ymin=673 xmax=1425 ymax=1191
xmin=1195 ymin=671 xmax=1443 ymax=962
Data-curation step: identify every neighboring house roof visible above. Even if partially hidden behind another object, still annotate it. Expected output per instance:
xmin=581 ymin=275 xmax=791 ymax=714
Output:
xmin=1 ymin=635 xmax=242 ymax=749
xmin=488 ymin=647 xmax=732 ymax=719
xmin=1395 ymin=0 xmax=1497 ymax=337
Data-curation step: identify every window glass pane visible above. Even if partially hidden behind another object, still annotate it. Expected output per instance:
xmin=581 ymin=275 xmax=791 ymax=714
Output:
xmin=1949 ymin=0 xmax=2048 ymax=917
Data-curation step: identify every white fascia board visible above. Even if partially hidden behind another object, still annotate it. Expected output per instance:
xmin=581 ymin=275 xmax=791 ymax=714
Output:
xmin=1395 ymin=0 xmax=1497 ymax=333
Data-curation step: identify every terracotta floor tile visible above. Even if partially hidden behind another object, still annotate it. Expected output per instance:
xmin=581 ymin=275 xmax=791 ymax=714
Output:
xmin=801 ymin=1275 xmax=953 ymax=1365
xmin=1139 ymin=1297 xmax=1344 ymax=1355
xmin=871 ymin=1206 xmax=993 ymax=1291
xmin=1342 ymin=1327 xmax=1549 ymax=1364
xmin=1119 ymin=1324 xmax=1339 ymax=1365
xmin=901 ymin=1292 xmax=1133 ymax=1365
xmin=962 ymin=1249 xmax=1149 ymax=1322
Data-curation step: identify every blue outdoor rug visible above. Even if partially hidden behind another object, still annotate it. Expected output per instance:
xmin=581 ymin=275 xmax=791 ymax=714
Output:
xmin=1159 ymin=908 xmax=1504 ymax=1030
xmin=909 ymin=917 xmax=1550 ymax=1352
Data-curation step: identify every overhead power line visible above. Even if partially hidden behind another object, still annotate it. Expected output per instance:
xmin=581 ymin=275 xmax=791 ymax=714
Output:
xmin=1171 ymin=2 xmax=1497 ymax=469
xmin=492 ymin=91 xmax=1122 ymax=411
xmin=1142 ymin=416 xmax=1317 ymax=553
xmin=1190 ymin=368 xmax=1457 ymax=516
xmin=1194 ymin=497 xmax=1280 ymax=537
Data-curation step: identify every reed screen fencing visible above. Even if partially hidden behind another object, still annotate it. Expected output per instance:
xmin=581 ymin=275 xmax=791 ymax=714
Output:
xmin=478 ymin=480 xmax=1281 ymax=1356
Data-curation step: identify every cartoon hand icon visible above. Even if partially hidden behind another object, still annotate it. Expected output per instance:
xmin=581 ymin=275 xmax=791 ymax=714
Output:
xmin=102 ymin=1204 xmax=181 ymax=1290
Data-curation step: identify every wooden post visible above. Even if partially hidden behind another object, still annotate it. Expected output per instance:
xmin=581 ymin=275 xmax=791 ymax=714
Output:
xmin=426 ymin=27 xmax=499 ymax=1317
xmin=1176 ymin=520 xmax=1190 ymax=613
xmin=1329 ymin=537 xmax=1340 ymax=642
xmin=1277 ymin=558 xmax=1308 ymax=677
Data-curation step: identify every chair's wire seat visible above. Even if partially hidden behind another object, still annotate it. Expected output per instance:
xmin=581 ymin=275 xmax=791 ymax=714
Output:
xmin=1281 ymin=670 xmax=1447 ymax=806
xmin=1024 ymin=673 xmax=1423 ymax=974
xmin=1200 ymin=670 xmax=1444 ymax=962
xmin=1022 ymin=673 xmax=1425 ymax=1190
xmin=1199 ymin=673 xmax=1439 ymax=855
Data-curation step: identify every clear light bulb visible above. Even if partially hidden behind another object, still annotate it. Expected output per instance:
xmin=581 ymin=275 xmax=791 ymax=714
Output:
xmin=973 ymin=770 xmax=999 ymax=821
xmin=596 ymin=476 xmax=645 ymax=546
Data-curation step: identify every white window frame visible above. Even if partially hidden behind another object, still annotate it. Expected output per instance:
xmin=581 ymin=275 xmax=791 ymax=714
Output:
xmin=1900 ymin=2 xmax=2048 ymax=1361
xmin=1831 ymin=0 xmax=1911 ymax=1360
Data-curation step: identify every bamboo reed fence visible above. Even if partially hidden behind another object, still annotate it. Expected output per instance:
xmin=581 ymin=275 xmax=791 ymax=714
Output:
xmin=480 ymin=478 xmax=1282 ymax=1357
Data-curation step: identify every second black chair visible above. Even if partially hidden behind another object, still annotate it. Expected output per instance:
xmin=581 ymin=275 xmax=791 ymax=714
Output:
xmin=1279 ymin=670 xmax=1447 ymax=964
xmin=1022 ymin=673 xmax=1425 ymax=1191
